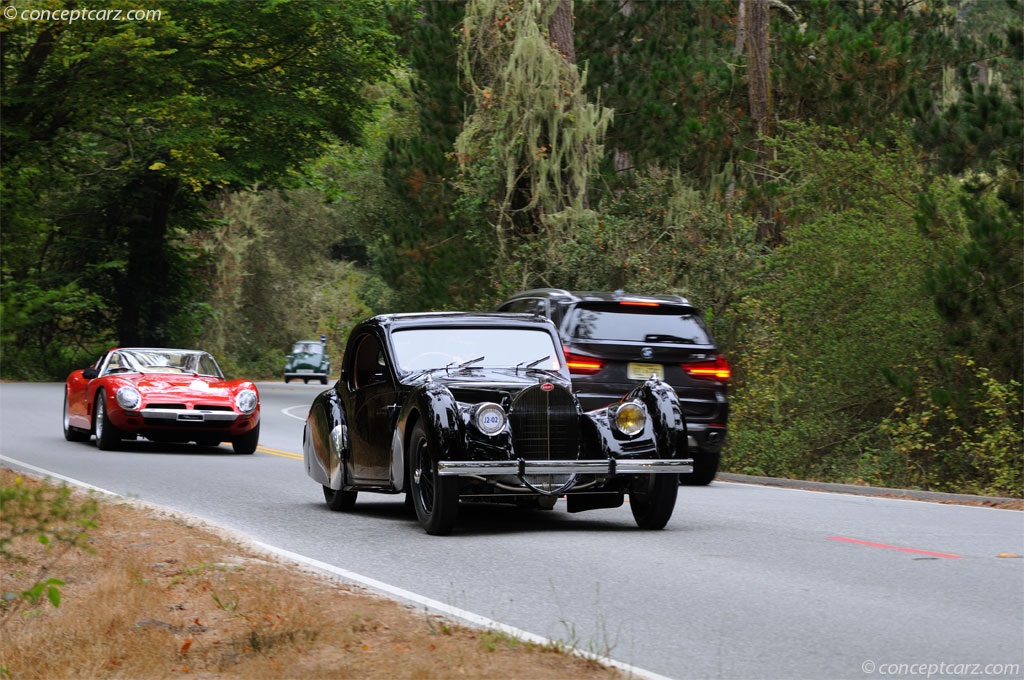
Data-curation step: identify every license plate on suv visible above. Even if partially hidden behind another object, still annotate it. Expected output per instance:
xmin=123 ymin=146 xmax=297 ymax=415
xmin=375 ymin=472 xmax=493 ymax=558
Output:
xmin=627 ymin=362 xmax=664 ymax=381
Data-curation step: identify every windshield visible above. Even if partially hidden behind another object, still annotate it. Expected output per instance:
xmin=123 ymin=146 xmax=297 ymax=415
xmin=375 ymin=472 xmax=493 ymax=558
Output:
xmin=391 ymin=328 xmax=563 ymax=374
xmin=292 ymin=342 xmax=323 ymax=354
xmin=104 ymin=349 xmax=223 ymax=378
xmin=570 ymin=306 xmax=711 ymax=344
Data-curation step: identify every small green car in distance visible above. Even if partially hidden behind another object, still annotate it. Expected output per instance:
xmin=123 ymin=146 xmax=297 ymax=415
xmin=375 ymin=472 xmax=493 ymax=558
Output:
xmin=284 ymin=339 xmax=331 ymax=384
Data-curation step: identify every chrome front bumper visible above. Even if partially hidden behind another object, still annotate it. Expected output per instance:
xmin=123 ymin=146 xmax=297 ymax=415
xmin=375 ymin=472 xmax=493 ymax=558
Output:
xmin=140 ymin=408 xmax=240 ymax=425
xmin=437 ymin=458 xmax=693 ymax=477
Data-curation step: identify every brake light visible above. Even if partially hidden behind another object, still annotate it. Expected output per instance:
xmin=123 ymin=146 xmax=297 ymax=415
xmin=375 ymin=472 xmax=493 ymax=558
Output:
xmin=619 ymin=300 xmax=659 ymax=307
xmin=564 ymin=347 xmax=604 ymax=375
xmin=683 ymin=354 xmax=731 ymax=381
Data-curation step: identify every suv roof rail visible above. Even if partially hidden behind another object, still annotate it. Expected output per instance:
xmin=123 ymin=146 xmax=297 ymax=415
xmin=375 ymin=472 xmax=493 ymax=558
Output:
xmin=504 ymin=288 xmax=692 ymax=307
xmin=510 ymin=287 xmax=573 ymax=298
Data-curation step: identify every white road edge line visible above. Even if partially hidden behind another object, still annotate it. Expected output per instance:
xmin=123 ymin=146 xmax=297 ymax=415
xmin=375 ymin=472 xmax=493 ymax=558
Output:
xmin=0 ymin=454 xmax=675 ymax=680
xmin=281 ymin=405 xmax=307 ymax=421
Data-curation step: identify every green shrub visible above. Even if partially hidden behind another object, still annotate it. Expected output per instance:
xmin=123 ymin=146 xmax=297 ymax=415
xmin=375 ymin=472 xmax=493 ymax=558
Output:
xmin=879 ymin=357 xmax=1023 ymax=497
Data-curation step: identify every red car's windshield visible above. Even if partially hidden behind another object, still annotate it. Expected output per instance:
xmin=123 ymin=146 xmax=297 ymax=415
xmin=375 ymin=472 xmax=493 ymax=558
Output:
xmin=103 ymin=349 xmax=223 ymax=378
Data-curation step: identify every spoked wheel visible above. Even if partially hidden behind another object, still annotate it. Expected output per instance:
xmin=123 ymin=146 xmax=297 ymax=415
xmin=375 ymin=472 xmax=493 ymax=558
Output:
xmin=63 ymin=391 xmax=90 ymax=442
xmin=93 ymin=390 xmax=123 ymax=451
xmin=409 ymin=421 xmax=458 ymax=535
xmin=629 ymin=474 xmax=678 ymax=530
xmin=323 ymin=485 xmax=358 ymax=511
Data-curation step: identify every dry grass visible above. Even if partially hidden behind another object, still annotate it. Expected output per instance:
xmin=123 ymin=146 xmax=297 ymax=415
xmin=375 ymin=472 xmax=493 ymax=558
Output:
xmin=0 ymin=469 xmax=623 ymax=680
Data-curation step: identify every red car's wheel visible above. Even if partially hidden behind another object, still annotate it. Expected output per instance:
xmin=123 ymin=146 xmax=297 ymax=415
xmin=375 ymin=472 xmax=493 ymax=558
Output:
xmin=232 ymin=421 xmax=260 ymax=455
xmin=93 ymin=390 xmax=124 ymax=451
xmin=63 ymin=390 xmax=90 ymax=442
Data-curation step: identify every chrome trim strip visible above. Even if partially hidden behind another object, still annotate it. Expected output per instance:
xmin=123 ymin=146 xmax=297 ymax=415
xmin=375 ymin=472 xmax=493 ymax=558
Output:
xmin=437 ymin=458 xmax=693 ymax=476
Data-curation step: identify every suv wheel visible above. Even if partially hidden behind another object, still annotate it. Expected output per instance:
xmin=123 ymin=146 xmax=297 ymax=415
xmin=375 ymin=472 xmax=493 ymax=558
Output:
xmin=681 ymin=450 xmax=719 ymax=486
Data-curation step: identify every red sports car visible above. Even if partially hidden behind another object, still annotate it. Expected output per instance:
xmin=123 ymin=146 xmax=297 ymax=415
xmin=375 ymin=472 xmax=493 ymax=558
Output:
xmin=63 ymin=348 xmax=261 ymax=454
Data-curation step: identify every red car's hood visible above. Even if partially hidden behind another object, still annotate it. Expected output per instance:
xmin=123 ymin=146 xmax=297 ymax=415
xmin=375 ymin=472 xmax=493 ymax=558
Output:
xmin=118 ymin=374 xmax=251 ymax=406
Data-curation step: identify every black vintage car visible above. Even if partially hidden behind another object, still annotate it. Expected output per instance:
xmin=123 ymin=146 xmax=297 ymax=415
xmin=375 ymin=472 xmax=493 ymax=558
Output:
xmin=302 ymin=312 xmax=694 ymax=535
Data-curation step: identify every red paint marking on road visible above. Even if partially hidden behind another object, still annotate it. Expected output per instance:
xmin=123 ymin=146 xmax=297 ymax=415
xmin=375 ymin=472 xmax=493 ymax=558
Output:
xmin=827 ymin=535 xmax=963 ymax=559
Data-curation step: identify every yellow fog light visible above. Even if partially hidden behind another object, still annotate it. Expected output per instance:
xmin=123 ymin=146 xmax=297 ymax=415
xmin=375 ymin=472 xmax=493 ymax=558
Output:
xmin=614 ymin=402 xmax=646 ymax=436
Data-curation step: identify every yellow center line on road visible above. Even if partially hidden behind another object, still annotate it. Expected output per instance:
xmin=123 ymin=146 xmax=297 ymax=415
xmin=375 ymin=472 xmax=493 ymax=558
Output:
xmin=257 ymin=445 xmax=303 ymax=460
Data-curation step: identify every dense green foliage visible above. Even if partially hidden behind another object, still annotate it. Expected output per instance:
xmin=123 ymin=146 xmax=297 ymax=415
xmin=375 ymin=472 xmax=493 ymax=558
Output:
xmin=1 ymin=0 xmax=1020 ymax=496
xmin=1 ymin=0 xmax=395 ymax=375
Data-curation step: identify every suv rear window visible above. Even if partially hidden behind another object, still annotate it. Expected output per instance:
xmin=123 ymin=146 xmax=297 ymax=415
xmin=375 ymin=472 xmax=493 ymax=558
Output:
xmin=568 ymin=304 xmax=711 ymax=345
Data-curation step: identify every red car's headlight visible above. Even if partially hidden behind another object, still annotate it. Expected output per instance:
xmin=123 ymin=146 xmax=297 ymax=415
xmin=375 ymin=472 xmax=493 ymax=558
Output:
xmin=235 ymin=389 xmax=258 ymax=414
xmin=116 ymin=386 xmax=142 ymax=410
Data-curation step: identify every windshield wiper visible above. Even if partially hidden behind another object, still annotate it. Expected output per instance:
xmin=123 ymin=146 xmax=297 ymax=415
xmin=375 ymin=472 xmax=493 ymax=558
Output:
xmin=446 ymin=356 xmax=485 ymax=372
xmin=515 ymin=355 xmax=551 ymax=373
xmin=644 ymin=334 xmax=693 ymax=343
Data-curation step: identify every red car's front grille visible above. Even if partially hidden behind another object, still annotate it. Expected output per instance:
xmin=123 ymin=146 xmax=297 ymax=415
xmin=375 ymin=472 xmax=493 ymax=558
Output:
xmin=145 ymin=403 xmax=233 ymax=412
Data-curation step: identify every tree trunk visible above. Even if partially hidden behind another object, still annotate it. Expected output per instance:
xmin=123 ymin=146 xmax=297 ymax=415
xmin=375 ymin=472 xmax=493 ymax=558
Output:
xmin=548 ymin=0 xmax=586 ymax=209
xmin=745 ymin=0 xmax=778 ymax=243
xmin=117 ymin=178 xmax=179 ymax=346
xmin=548 ymin=0 xmax=576 ymax=65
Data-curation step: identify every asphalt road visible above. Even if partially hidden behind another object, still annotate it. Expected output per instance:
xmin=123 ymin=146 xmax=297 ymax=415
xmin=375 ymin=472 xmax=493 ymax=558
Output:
xmin=3 ymin=381 xmax=1022 ymax=680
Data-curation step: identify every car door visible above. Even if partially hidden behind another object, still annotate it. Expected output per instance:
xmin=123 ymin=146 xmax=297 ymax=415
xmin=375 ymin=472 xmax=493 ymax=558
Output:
xmin=345 ymin=330 xmax=398 ymax=485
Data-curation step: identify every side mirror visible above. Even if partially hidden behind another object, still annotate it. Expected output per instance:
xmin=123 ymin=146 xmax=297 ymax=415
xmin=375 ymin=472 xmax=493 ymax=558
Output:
xmin=83 ymin=367 xmax=99 ymax=380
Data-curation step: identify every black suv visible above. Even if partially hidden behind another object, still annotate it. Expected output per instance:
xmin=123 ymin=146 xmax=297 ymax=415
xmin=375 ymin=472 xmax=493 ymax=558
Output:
xmin=497 ymin=289 xmax=729 ymax=485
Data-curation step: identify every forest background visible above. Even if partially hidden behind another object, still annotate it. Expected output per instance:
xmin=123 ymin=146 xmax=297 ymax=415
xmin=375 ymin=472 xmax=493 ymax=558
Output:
xmin=2 ymin=0 xmax=1021 ymax=497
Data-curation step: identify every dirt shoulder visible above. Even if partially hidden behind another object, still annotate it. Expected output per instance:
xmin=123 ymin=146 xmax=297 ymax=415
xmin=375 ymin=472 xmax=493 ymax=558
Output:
xmin=0 ymin=468 xmax=624 ymax=680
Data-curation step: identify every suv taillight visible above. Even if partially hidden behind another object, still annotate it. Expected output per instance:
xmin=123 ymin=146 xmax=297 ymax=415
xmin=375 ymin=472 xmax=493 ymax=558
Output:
xmin=682 ymin=354 xmax=730 ymax=382
xmin=564 ymin=347 xmax=604 ymax=375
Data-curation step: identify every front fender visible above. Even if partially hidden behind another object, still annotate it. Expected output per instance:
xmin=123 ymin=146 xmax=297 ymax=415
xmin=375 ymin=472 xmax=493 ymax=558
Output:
xmin=303 ymin=389 xmax=347 ymax=489
xmin=629 ymin=379 xmax=688 ymax=458
xmin=393 ymin=381 xmax=464 ymax=491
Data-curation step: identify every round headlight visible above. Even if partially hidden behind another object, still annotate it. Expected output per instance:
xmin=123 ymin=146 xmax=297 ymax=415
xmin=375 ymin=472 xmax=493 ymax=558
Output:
xmin=613 ymin=402 xmax=647 ymax=436
xmin=235 ymin=389 xmax=258 ymax=415
xmin=474 ymin=402 xmax=507 ymax=436
xmin=115 ymin=386 xmax=142 ymax=411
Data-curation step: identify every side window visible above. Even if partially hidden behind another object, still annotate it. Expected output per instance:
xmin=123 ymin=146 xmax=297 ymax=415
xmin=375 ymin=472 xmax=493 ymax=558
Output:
xmin=105 ymin=352 xmax=125 ymax=374
xmin=350 ymin=333 xmax=388 ymax=389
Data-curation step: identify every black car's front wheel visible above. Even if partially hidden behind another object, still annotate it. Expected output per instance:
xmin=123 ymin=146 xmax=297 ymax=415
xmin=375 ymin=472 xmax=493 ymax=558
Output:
xmin=409 ymin=421 xmax=458 ymax=535
xmin=629 ymin=474 xmax=678 ymax=530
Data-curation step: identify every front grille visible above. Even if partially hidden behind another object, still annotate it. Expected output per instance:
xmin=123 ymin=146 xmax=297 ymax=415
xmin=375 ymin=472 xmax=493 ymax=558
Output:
xmin=145 ymin=403 xmax=233 ymax=412
xmin=508 ymin=384 xmax=580 ymax=461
